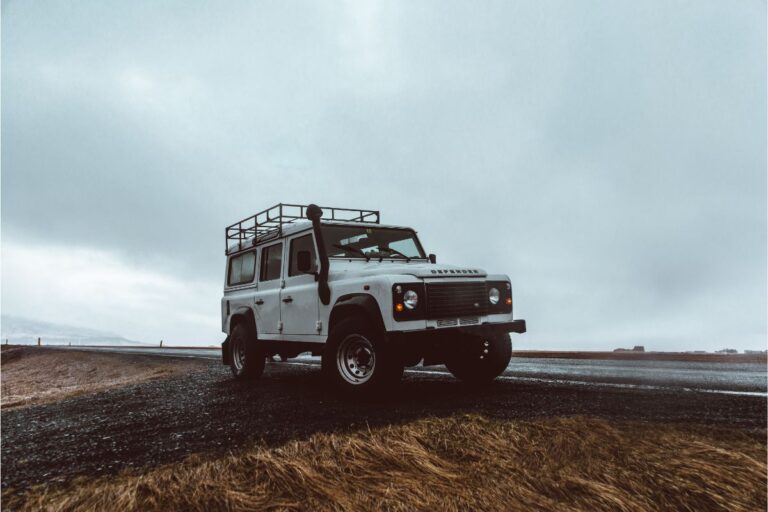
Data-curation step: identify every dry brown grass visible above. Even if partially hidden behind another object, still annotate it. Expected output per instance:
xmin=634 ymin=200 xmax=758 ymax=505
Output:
xmin=7 ymin=415 xmax=766 ymax=512
xmin=0 ymin=347 xmax=206 ymax=409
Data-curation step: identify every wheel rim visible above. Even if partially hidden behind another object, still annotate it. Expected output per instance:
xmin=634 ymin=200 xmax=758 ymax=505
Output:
xmin=232 ymin=336 xmax=246 ymax=371
xmin=336 ymin=334 xmax=376 ymax=384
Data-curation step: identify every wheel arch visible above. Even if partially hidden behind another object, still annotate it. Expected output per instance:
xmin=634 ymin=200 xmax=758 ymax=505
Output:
xmin=229 ymin=307 xmax=257 ymax=333
xmin=329 ymin=294 xmax=386 ymax=334
xmin=222 ymin=307 xmax=258 ymax=365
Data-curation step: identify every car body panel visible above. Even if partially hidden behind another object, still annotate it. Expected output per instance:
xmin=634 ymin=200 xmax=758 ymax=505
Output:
xmin=222 ymin=220 xmax=523 ymax=345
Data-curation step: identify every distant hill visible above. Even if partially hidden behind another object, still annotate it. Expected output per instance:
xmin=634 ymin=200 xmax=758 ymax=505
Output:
xmin=0 ymin=315 xmax=146 ymax=346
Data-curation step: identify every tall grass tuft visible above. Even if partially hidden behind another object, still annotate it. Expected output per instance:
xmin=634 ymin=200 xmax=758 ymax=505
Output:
xmin=7 ymin=415 xmax=766 ymax=511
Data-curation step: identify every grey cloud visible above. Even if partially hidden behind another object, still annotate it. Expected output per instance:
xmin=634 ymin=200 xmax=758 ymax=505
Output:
xmin=2 ymin=0 xmax=765 ymax=350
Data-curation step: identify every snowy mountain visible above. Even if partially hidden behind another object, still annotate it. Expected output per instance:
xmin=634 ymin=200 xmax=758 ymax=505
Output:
xmin=0 ymin=315 xmax=146 ymax=346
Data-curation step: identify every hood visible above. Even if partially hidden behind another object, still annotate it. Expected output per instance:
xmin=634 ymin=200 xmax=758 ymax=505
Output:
xmin=328 ymin=260 xmax=487 ymax=279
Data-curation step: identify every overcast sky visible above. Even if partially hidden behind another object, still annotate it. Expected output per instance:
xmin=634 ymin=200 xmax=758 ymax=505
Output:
xmin=2 ymin=0 xmax=765 ymax=350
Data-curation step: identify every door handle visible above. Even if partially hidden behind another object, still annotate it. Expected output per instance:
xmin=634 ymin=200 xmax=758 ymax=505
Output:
xmin=255 ymin=299 xmax=264 ymax=305
xmin=282 ymin=296 xmax=293 ymax=303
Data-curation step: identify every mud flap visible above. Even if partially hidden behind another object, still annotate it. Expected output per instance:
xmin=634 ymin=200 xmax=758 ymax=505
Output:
xmin=221 ymin=336 xmax=231 ymax=365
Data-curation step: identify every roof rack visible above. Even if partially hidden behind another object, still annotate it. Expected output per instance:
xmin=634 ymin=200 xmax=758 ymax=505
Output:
xmin=225 ymin=203 xmax=380 ymax=254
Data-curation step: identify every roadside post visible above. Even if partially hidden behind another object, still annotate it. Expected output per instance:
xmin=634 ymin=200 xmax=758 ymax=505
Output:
xmin=37 ymin=337 xmax=41 ymax=346
xmin=160 ymin=340 xmax=163 ymax=348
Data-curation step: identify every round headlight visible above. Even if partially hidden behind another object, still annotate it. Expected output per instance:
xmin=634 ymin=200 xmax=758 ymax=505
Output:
xmin=403 ymin=290 xmax=418 ymax=310
xmin=488 ymin=287 xmax=500 ymax=305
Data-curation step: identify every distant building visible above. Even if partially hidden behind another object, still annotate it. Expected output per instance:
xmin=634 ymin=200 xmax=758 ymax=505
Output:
xmin=632 ymin=346 xmax=645 ymax=352
xmin=715 ymin=348 xmax=738 ymax=354
xmin=744 ymin=350 xmax=768 ymax=355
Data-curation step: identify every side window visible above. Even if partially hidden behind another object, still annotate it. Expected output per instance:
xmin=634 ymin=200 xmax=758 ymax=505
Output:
xmin=289 ymin=234 xmax=317 ymax=277
xmin=227 ymin=250 xmax=256 ymax=286
xmin=240 ymin=251 xmax=256 ymax=283
xmin=260 ymin=243 xmax=283 ymax=282
xmin=228 ymin=257 xmax=242 ymax=286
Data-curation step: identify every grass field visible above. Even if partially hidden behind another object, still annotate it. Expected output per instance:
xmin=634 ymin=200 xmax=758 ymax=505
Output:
xmin=0 ymin=347 xmax=206 ymax=409
xmin=7 ymin=414 xmax=765 ymax=512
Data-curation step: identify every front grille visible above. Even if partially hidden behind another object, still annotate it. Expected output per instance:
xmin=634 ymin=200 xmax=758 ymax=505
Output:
xmin=426 ymin=282 xmax=488 ymax=319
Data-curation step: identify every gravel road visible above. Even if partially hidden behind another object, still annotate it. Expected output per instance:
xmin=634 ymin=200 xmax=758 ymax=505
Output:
xmin=62 ymin=346 xmax=768 ymax=394
xmin=2 ymin=355 xmax=766 ymax=495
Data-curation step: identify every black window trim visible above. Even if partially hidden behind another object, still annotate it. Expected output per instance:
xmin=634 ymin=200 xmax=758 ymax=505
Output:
xmin=227 ymin=249 xmax=257 ymax=287
xmin=288 ymin=233 xmax=318 ymax=277
xmin=259 ymin=242 xmax=284 ymax=282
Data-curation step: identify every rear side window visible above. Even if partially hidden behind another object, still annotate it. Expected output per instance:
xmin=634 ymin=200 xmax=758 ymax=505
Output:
xmin=260 ymin=243 xmax=283 ymax=281
xmin=227 ymin=251 xmax=256 ymax=286
xmin=289 ymin=234 xmax=317 ymax=277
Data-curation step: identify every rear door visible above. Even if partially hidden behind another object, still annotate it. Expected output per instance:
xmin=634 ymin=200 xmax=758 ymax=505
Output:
xmin=253 ymin=242 xmax=283 ymax=335
xmin=223 ymin=249 xmax=257 ymax=329
xmin=281 ymin=233 xmax=320 ymax=336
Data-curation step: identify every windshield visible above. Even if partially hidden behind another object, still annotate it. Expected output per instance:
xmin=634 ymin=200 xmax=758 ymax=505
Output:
xmin=321 ymin=225 xmax=426 ymax=260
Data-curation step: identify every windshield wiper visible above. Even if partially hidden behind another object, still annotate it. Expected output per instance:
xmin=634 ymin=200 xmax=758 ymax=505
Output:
xmin=333 ymin=243 xmax=370 ymax=262
xmin=377 ymin=246 xmax=411 ymax=262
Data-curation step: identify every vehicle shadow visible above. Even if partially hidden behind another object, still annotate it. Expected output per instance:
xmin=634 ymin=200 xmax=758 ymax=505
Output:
xmin=206 ymin=362 xmax=551 ymax=444
xmin=210 ymin=361 xmax=767 ymax=443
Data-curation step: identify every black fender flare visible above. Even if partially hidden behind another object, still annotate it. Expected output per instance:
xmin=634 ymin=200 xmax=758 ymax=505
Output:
xmin=222 ymin=307 xmax=257 ymax=365
xmin=329 ymin=294 xmax=386 ymax=334
xmin=221 ymin=335 xmax=231 ymax=365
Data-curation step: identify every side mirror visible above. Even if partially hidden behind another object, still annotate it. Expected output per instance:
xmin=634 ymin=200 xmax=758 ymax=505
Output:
xmin=297 ymin=250 xmax=313 ymax=273
xmin=429 ymin=253 xmax=437 ymax=264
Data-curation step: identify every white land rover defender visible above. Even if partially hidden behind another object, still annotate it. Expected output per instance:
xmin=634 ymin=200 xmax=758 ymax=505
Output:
xmin=221 ymin=203 xmax=526 ymax=393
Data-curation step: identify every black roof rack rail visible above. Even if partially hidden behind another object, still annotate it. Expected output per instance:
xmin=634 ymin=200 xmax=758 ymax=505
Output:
xmin=225 ymin=203 xmax=380 ymax=254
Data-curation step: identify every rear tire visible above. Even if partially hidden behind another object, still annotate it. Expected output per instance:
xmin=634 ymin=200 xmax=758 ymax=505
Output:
xmin=229 ymin=323 xmax=266 ymax=380
xmin=322 ymin=316 xmax=403 ymax=396
xmin=445 ymin=333 xmax=511 ymax=384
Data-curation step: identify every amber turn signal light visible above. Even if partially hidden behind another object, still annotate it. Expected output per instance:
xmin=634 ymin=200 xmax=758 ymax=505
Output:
xmin=505 ymin=298 xmax=512 ymax=305
xmin=395 ymin=303 xmax=405 ymax=312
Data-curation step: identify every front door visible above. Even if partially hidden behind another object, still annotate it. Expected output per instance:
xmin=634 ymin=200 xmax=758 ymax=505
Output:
xmin=281 ymin=233 xmax=320 ymax=336
xmin=254 ymin=241 xmax=284 ymax=335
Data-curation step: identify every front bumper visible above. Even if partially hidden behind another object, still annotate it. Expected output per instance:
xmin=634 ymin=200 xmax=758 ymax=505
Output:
xmin=388 ymin=319 xmax=526 ymax=339
xmin=386 ymin=319 xmax=526 ymax=366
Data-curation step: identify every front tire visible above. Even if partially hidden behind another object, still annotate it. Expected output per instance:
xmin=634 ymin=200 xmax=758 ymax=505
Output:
xmin=322 ymin=316 xmax=403 ymax=396
xmin=445 ymin=333 xmax=512 ymax=384
xmin=229 ymin=323 xmax=266 ymax=380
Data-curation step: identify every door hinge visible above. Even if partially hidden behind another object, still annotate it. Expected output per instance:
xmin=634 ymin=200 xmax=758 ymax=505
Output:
xmin=278 ymin=321 xmax=283 ymax=332
xmin=316 ymin=320 xmax=323 ymax=332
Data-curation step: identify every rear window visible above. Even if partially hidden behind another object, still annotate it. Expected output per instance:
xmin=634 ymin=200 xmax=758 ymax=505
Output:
xmin=227 ymin=251 xmax=256 ymax=286
xmin=260 ymin=243 xmax=283 ymax=281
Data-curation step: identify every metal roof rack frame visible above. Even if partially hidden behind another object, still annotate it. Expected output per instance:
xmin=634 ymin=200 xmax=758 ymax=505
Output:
xmin=225 ymin=203 xmax=380 ymax=254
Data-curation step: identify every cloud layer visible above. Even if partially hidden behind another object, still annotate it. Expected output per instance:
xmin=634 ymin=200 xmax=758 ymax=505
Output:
xmin=2 ymin=0 xmax=765 ymax=349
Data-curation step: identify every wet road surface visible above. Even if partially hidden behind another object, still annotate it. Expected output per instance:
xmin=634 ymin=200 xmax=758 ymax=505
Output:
xmin=66 ymin=346 xmax=768 ymax=395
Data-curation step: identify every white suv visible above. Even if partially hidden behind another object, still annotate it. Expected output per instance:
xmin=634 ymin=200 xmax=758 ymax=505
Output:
xmin=221 ymin=203 xmax=526 ymax=394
